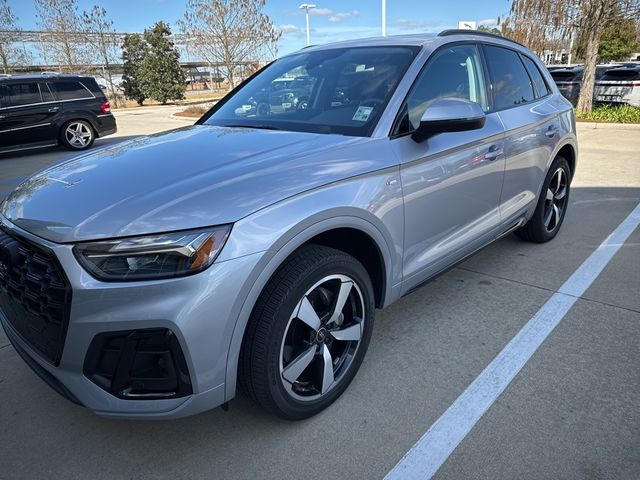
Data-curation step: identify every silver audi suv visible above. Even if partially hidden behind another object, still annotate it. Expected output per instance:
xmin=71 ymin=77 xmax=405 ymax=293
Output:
xmin=0 ymin=30 xmax=577 ymax=420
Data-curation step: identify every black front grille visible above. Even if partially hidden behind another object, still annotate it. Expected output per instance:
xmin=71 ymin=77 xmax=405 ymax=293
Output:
xmin=0 ymin=226 xmax=71 ymax=365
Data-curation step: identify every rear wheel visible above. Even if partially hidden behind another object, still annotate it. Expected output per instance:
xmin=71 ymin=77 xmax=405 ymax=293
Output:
xmin=240 ymin=244 xmax=375 ymax=420
xmin=516 ymin=156 xmax=571 ymax=243
xmin=60 ymin=120 xmax=95 ymax=151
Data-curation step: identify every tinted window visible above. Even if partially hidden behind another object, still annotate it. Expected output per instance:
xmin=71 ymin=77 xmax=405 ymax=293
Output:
xmin=3 ymin=82 xmax=42 ymax=107
xmin=39 ymin=82 xmax=55 ymax=102
xmin=484 ymin=45 xmax=534 ymax=110
xmin=53 ymin=81 xmax=94 ymax=100
xmin=397 ymin=44 xmax=489 ymax=134
xmin=204 ymin=46 xmax=419 ymax=137
xmin=550 ymin=70 xmax=582 ymax=82
xmin=522 ymin=56 xmax=550 ymax=98
xmin=601 ymin=67 xmax=640 ymax=81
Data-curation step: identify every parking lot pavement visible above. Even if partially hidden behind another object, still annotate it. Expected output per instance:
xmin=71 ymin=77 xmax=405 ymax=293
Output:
xmin=0 ymin=117 xmax=638 ymax=479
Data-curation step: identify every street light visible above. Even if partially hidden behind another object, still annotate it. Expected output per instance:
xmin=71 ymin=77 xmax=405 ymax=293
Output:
xmin=299 ymin=3 xmax=316 ymax=46
xmin=381 ymin=0 xmax=386 ymax=37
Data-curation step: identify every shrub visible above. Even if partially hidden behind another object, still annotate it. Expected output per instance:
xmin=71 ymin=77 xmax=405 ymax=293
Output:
xmin=576 ymin=104 xmax=640 ymax=123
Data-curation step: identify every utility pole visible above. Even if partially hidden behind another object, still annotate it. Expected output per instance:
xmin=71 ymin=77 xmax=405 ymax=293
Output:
xmin=382 ymin=0 xmax=387 ymax=36
xmin=299 ymin=3 xmax=317 ymax=47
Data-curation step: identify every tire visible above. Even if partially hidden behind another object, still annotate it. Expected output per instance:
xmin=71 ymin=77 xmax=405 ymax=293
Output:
xmin=240 ymin=244 xmax=375 ymax=420
xmin=516 ymin=156 xmax=571 ymax=243
xmin=60 ymin=120 xmax=95 ymax=151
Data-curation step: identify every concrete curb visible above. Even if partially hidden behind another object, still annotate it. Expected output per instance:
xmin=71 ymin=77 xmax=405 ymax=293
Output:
xmin=577 ymin=121 xmax=640 ymax=130
xmin=169 ymin=113 xmax=198 ymax=122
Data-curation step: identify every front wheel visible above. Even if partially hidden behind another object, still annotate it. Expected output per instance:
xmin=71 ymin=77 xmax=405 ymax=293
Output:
xmin=516 ymin=156 xmax=571 ymax=243
xmin=240 ymin=245 xmax=375 ymax=420
xmin=60 ymin=120 xmax=95 ymax=151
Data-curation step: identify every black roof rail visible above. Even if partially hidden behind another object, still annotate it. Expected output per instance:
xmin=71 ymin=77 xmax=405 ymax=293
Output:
xmin=438 ymin=29 xmax=526 ymax=48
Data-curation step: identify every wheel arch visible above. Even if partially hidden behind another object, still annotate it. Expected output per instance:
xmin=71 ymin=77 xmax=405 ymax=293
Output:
xmin=222 ymin=213 xmax=397 ymax=402
xmin=556 ymin=143 xmax=576 ymax=179
xmin=58 ymin=115 xmax=99 ymax=139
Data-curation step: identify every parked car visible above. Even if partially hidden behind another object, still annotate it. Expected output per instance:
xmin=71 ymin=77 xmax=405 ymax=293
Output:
xmin=0 ymin=73 xmax=117 ymax=154
xmin=235 ymin=76 xmax=315 ymax=116
xmin=549 ymin=64 xmax=621 ymax=104
xmin=0 ymin=30 xmax=577 ymax=420
xmin=594 ymin=65 xmax=640 ymax=107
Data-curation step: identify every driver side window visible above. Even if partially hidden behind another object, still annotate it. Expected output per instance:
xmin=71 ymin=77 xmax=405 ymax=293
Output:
xmin=397 ymin=44 xmax=488 ymax=135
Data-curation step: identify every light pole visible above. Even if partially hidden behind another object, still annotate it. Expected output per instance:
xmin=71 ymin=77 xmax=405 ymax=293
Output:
xmin=381 ymin=0 xmax=386 ymax=36
xmin=299 ymin=3 xmax=316 ymax=46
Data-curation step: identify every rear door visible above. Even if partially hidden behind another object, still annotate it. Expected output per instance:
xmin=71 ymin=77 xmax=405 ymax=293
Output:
xmin=0 ymin=81 xmax=60 ymax=150
xmin=482 ymin=45 xmax=560 ymax=226
xmin=390 ymin=43 xmax=506 ymax=293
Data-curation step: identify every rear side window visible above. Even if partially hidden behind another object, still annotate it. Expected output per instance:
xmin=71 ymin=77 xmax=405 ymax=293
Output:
xmin=483 ymin=45 xmax=534 ymax=110
xmin=600 ymin=68 xmax=640 ymax=81
xmin=3 ymin=82 xmax=42 ymax=107
xmin=522 ymin=55 xmax=550 ymax=98
xmin=551 ymin=70 xmax=582 ymax=82
xmin=52 ymin=81 xmax=94 ymax=101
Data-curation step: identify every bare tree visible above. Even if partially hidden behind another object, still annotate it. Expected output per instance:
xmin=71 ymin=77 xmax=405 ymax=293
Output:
xmin=81 ymin=5 xmax=120 ymax=105
xmin=0 ymin=0 xmax=30 ymax=73
xmin=35 ymin=0 xmax=88 ymax=72
xmin=179 ymin=0 xmax=281 ymax=88
xmin=507 ymin=0 xmax=640 ymax=113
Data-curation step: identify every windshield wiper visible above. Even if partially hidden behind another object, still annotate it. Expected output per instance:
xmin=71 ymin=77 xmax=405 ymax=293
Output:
xmin=221 ymin=124 xmax=283 ymax=131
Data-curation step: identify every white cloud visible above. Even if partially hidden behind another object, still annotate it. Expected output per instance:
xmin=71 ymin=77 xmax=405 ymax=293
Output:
xmin=280 ymin=23 xmax=302 ymax=34
xmin=328 ymin=10 xmax=360 ymax=22
xmin=392 ymin=18 xmax=447 ymax=33
xmin=478 ymin=18 xmax=499 ymax=27
xmin=309 ymin=7 xmax=333 ymax=16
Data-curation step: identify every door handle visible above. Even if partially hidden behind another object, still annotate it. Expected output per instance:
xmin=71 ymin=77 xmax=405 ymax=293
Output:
xmin=48 ymin=107 xmax=60 ymax=113
xmin=485 ymin=145 xmax=503 ymax=161
xmin=545 ymin=125 xmax=558 ymax=138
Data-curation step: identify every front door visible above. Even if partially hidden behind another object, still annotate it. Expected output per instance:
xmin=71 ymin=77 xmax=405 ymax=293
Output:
xmin=389 ymin=44 xmax=506 ymax=293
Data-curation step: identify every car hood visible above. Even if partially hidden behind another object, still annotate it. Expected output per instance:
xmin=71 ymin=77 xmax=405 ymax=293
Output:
xmin=1 ymin=125 xmax=382 ymax=243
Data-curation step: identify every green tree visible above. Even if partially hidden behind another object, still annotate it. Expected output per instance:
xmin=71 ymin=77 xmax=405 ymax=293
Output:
xmin=575 ymin=18 xmax=639 ymax=62
xmin=121 ymin=33 xmax=148 ymax=105
xmin=140 ymin=21 xmax=185 ymax=104
xmin=478 ymin=25 xmax=502 ymax=36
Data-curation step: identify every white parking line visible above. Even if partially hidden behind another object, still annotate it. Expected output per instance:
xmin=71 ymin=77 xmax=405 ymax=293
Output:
xmin=385 ymin=203 xmax=640 ymax=480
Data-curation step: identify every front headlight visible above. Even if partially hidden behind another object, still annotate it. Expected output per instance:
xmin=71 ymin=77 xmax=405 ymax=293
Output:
xmin=73 ymin=225 xmax=231 ymax=281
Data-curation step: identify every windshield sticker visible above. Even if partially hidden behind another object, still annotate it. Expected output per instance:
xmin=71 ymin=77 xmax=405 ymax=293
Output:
xmin=352 ymin=106 xmax=374 ymax=122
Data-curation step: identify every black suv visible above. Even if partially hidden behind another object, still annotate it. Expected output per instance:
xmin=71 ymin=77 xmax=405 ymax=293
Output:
xmin=0 ymin=74 xmax=117 ymax=154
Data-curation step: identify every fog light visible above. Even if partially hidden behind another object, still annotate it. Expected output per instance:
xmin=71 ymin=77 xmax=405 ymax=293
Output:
xmin=83 ymin=329 xmax=192 ymax=400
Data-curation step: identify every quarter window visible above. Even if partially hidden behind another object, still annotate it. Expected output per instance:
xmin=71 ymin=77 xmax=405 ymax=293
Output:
xmin=39 ymin=82 xmax=55 ymax=102
xmin=521 ymin=55 xmax=550 ymax=98
xmin=52 ymin=81 xmax=94 ymax=101
xmin=483 ymin=45 xmax=534 ymax=110
xmin=396 ymin=44 xmax=489 ymax=135
xmin=3 ymin=82 xmax=42 ymax=107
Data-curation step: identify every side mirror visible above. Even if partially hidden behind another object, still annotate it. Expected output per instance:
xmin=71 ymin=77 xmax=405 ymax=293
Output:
xmin=412 ymin=98 xmax=486 ymax=143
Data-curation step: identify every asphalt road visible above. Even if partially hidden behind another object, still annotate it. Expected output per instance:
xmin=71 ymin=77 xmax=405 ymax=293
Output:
xmin=0 ymin=114 xmax=638 ymax=480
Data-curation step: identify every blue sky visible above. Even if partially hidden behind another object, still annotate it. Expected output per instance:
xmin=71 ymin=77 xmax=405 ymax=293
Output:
xmin=9 ymin=0 xmax=510 ymax=55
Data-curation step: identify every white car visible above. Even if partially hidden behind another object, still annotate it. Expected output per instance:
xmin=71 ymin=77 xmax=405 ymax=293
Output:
xmin=594 ymin=65 xmax=640 ymax=107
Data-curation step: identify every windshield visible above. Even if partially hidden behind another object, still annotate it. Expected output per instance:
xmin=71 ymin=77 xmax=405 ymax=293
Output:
xmin=202 ymin=46 xmax=420 ymax=137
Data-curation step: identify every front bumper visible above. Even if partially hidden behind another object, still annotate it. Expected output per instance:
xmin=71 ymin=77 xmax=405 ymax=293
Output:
xmin=0 ymin=218 xmax=262 ymax=419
